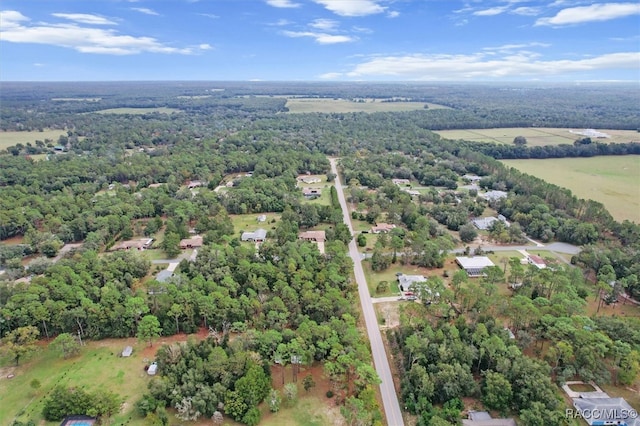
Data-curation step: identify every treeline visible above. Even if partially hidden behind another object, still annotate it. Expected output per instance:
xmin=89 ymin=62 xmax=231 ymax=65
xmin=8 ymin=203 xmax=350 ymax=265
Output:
xmin=466 ymin=140 xmax=640 ymax=160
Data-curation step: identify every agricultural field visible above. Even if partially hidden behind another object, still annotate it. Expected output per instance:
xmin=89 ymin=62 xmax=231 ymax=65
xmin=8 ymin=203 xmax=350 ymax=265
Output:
xmin=435 ymin=127 xmax=640 ymax=146
xmin=0 ymin=129 xmax=67 ymax=149
xmin=93 ymin=107 xmax=181 ymax=115
xmin=285 ymin=98 xmax=449 ymax=114
xmin=502 ymin=155 xmax=640 ymax=223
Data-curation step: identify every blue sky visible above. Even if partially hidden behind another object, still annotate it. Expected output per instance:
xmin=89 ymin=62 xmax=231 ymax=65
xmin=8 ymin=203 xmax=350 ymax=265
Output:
xmin=1 ymin=0 xmax=639 ymax=81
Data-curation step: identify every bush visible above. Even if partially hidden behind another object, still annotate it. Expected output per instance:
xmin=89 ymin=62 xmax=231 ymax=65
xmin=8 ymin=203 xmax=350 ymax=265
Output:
xmin=326 ymin=390 xmax=334 ymax=398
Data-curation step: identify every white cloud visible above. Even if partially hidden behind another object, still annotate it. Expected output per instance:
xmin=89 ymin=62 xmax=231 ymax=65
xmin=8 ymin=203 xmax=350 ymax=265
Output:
xmin=0 ymin=10 xmax=209 ymax=55
xmin=198 ymin=13 xmax=220 ymax=19
xmin=266 ymin=0 xmax=301 ymax=8
xmin=473 ymin=6 xmax=508 ymax=16
xmin=313 ymin=0 xmax=386 ymax=17
xmin=51 ymin=13 xmax=116 ymax=25
xmin=282 ymin=30 xmax=356 ymax=44
xmin=334 ymin=50 xmax=640 ymax=80
xmin=319 ymin=72 xmax=343 ymax=79
xmin=131 ymin=7 xmax=160 ymax=16
xmin=309 ymin=18 xmax=338 ymax=31
xmin=387 ymin=11 xmax=400 ymax=18
xmin=198 ymin=43 xmax=212 ymax=50
xmin=483 ymin=42 xmax=551 ymax=51
xmin=536 ymin=3 xmax=640 ymax=26
xmin=511 ymin=6 xmax=541 ymax=16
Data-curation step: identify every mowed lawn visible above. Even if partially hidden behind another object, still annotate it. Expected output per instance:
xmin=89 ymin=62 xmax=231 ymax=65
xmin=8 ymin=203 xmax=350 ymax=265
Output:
xmin=502 ymin=155 xmax=640 ymax=223
xmin=435 ymin=128 xmax=640 ymax=146
xmin=0 ymin=129 xmax=67 ymax=149
xmin=285 ymin=98 xmax=449 ymax=114
xmin=0 ymin=339 xmax=151 ymax=426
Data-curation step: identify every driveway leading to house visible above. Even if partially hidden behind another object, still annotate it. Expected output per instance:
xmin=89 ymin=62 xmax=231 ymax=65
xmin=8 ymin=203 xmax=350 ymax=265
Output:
xmin=330 ymin=158 xmax=405 ymax=426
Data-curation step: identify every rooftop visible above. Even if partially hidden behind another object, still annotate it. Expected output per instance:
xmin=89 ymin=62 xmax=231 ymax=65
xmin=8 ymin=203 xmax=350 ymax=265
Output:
xmin=456 ymin=256 xmax=495 ymax=269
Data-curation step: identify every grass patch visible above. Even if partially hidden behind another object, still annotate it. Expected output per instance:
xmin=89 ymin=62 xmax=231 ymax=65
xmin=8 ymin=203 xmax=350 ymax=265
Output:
xmin=0 ymin=129 xmax=67 ymax=149
xmin=261 ymin=396 xmax=339 ymax=426
xmin=93 ymin=107 xmax=181 ymax=115
xmin=435 ymin=127 xmax=640 ymax=146
xmin=0 ymin=339 xmax=151 ymax=426
xmin=285 ymin=98 xmax=448 ymax=114
xmin=230 ymin=213 xmax=280 ymax=238
xmin=502 ymin=155 xmax=640 ymax=223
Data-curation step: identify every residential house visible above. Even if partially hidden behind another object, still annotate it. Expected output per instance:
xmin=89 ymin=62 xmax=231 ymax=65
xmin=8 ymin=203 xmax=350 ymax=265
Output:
xmin=462 ymin=411 xmax=516 ymax=426
xmin=392 ymin=178 xmax=411 ymax=186
xmin=397 ymin=274 xmax=427 ymax=293
xmin=122 ymin=346 xmax=133 ymax=357
xmin=573 ymin=398 xmax=640 ymax=426
xmin=60 ymin=416 xmax=97 ymax=426
xmin=526 ymin=254 xmax=546 ymax=269
xmin=179 ymin=235 xmax=203 ymax=249
xmin=371 ymin=223 xmax=397 ymax=234
xmin=257 ymin=214 xmax=267 ymax=223
xmin=241 ymin=229 xmax=267 ymax=242
xmin=298 ymin=230 xmax=326 ymax=243
xmin=299 ymin=176 xmax=322 ymax=184
xmin=402 ymin=188 xmax=420 ymax=197
xmin=456 ymin=256 xmax=495 ymax=277
xmin=302 ymin=188 xmax=322 ymax=199
xmin=110 ymin=238 xmax=153 ymax=251
xmin=187 ymin=180 xmax=205 ymax=189
xmin=482 ymin=190 xmax=508 ymax=202
xmin=463 ymin=174 xmax=483 ymax=183
xmin=147 ymin=362 xmax=158 ymax=376
xmin=473 ymin=217 xmax=499 ymax=230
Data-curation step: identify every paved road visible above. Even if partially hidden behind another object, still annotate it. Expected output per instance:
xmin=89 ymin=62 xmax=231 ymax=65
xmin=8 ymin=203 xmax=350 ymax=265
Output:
xmin=330 ymin=158 xmax=405 ymax=426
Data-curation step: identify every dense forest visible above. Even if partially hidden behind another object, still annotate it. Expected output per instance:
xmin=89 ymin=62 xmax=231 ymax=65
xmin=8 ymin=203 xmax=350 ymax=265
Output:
xmin=1 ymin=82 xmax=639 ymax=426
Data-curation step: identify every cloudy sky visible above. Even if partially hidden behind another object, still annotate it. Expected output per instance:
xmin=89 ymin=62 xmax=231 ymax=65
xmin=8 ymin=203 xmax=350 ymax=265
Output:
xmin=1 ymin=0 xmax=639 ymax=81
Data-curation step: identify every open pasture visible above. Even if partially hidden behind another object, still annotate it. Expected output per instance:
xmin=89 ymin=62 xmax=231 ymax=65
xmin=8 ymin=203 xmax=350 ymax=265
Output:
xmin=435 ymin=128 xmax=640 ymax=146
xmin=93 ymin=107 xmax=181 ymax=115
xmin=502 ymin=155 xmax=640 ymax=223
xmin=285 ymin=98 xmax=449 ymax=114
xmin=0 ymin=338 xmax=150 ymax=426
xmin=0 ymin=129 xmax=66 ymax=149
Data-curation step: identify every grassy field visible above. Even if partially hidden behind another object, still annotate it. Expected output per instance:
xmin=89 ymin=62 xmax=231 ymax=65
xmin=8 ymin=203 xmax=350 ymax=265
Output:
xmin=435 ymin=128 xmax=640 ymax=146
xmin=230 ymin=213 xmax=280 ymax=238
xmin=93 ymin=107 xmax=181 ymax=115
xmin=502 ymin=155 xmax=640 ymax=223
xmin=0 ymin=338 xmax=151 ymax=426
xmin=0 ymin=129 xmax=67 ymax=149
xmin=285 ymin=98 xmax=449 ymax=114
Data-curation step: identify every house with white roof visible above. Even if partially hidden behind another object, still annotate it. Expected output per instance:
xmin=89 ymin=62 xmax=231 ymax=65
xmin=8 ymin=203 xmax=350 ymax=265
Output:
xmin=456 ymin=256 xmax=495 ymax=277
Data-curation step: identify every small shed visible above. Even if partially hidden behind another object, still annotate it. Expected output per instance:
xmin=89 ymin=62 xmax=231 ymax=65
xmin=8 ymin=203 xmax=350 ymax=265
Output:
xmin=147 ymin=362 xmax=158 ymax=376
xmin=122 ymin=346 xmax=133 ymax=357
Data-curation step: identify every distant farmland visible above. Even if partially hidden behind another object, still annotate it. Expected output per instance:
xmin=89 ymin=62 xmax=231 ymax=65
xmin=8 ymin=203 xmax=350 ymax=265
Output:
xmin=502 ymin=155 xmax=640 ymax=223
xmin=0 ymin=129 xmax=66 ymax=149
xmin=435 ymin=128 xmax=640 ymax=146
xmin=286 ymin=98 xmax=450 ymax=114
xmin=93 ymin=107 xmax=181 ymax=115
